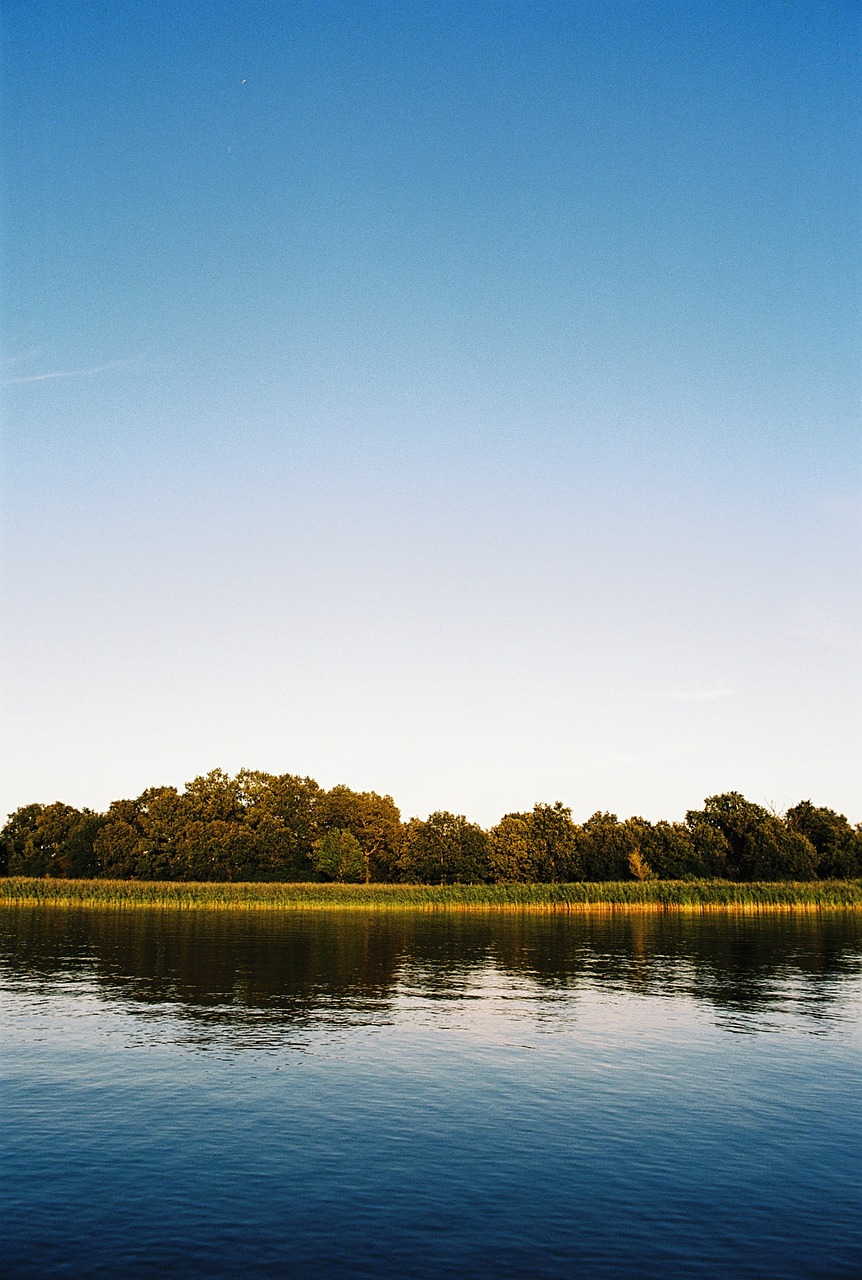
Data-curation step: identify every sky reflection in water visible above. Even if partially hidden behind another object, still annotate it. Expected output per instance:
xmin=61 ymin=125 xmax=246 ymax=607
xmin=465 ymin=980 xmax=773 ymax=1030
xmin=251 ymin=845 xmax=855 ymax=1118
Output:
xmin=2 ymin=908 xmax=861 ymax=1278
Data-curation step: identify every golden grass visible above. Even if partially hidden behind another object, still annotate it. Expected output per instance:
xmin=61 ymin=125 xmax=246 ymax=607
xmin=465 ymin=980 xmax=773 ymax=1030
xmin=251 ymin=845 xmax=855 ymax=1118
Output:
xmin=1 ymin=877 xmax=861 ymax=912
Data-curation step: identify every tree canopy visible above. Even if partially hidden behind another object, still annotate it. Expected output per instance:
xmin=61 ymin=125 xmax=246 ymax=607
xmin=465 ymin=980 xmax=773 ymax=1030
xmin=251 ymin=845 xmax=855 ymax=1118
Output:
xmin=1 ymin=775 xmax=859 ymax=884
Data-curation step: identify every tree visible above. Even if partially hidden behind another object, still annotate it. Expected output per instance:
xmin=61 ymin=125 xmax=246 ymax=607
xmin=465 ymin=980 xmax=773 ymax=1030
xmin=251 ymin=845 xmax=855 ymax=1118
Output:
xmin=94 ymin=787 xmax=185 ymax=880
xmin=237 ymin=771 xmax=323 ymax=879
xmin=685 ymin=815 xmax=732 ymax=878
xmin=93 ymin=817 xmax=142 ymax=879
xmin=1 ymin=804 xmax=48 ymax=875
xmin=488 ymin=804 xmax=579 ymax=883
xmin=311 ymin=829 xmax=365 ymax=882
xmin=398 ymin=812 xmax=489 ymax=884
xmin=5 ymin=773 xmax=857 ymax=886
xmin=623 ymin=818 xmax=719 ymax=880
xmin=184 ymin=769 xmax=244 ymax=823
xmin=488 ymin=814 xmax=536 ymax=882
xmin=317 ymin=785 xmax=403 ymax=882
xmin=785 ymin=802 xmax=862 ymax=880
xmin=576 ymin=812 xmax=635 ymax=881
xmin=687 ymin=792 xmax=817 ymax=881
xmin=1 ymin=803 xmax=104 ymax=878
xmin=528 ymin=803 xmax=581 ymax=881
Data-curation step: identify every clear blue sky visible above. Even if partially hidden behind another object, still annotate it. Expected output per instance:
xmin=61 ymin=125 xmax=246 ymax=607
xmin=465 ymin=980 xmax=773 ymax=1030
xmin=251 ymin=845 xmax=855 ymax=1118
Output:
xmin=2 ymin=0 xmax=860 ymax=824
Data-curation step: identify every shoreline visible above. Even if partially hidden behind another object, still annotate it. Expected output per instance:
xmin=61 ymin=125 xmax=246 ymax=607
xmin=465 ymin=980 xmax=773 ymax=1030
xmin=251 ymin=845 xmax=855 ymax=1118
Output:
xmin=2 ymin=877 xmax=861 ymax=913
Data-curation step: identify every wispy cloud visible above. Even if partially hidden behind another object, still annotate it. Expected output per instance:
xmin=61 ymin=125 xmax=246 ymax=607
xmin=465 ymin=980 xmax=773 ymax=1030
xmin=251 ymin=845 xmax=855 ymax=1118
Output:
xmin=649 ymin=686 xmax=735 ymax=703
xmin=792 ymin=623 xmax=861 ymax=654
xmin=2 ymin=348 xmax=44 ymax=369
xmin=593 ymin=743 xmax=705 ymax=768
xmin=2 ymin=358 xmax=139 ymax=386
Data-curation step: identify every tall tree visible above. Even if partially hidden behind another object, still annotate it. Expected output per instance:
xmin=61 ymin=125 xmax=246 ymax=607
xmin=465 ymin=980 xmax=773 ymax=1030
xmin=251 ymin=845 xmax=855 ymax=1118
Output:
xmin=398 ymin=812 xmax=489 ymax=884
xmin=1 ymin=803 xmax=104 ymax=878
xmin=488 ymin=814 xmax=537 ymax=883
xmin=528 ymin=803 xmax=581 ymax=881
xmin=687 ymin=793 xmax=817 ymax=881
xmin=576 ymin=812 xmax=635 ymax=881
xmin=311 ymin=829 xmax=366 ymax=882
xmin=237 ymin=771 xmax=323 ymax=879
xmin=785 ymin=802 xmax=862 ymax=880
xmin=317 ymin=785 xmax=403 ymax=882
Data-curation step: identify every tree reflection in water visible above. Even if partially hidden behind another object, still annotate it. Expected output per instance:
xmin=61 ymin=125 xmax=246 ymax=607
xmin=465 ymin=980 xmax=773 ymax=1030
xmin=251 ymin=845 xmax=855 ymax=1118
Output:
xmin=1 ymin=906 xmax=860 ymax=1044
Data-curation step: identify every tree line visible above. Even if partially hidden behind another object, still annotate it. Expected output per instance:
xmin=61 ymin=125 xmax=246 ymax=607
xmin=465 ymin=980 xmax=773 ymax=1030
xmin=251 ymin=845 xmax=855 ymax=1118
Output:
xmin=1 ymin=770 xmax=860 ymax=883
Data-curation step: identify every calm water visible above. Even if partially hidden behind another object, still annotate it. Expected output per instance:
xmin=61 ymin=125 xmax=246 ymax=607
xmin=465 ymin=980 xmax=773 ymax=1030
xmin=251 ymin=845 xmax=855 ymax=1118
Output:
xmin=1 ymin=908 xmax=860 ymax=1279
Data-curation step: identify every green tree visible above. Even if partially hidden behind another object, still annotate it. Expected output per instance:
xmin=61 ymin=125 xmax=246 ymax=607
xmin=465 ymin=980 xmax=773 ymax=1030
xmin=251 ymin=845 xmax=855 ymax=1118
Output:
xmin=184 ymin=769 xmax=243 ymax=823
xmin=528 ymin=803 xmax=581 ymax=881
xmin=576 ymin=812 xmax=635 ymax=881
xmin=624 ymin=818 xmax=715 ymax=880
xmin=311 ymin=828 xmax=365 ymax=882
xmin=93 ymin=817 xmax=142 ymax=878
xmin=94 ymin=787 xmax=185 ymax=880
xmin=398 ymin=812 xmax=490 ymax=883
xmin=63 ymin=814 xmax=104 ymax=876
xmin=488 ymin=814 xmax=536 ymax=882
xmin=687 ymin=792 xmax=817 ymax=881
xmin=317 ymin=785 xmax=403 ymax=882
xmin=1 ymin=802 xmax=103 ymax=878
xmin=685 ymin=815 xmax=732 ymax=877
xmin=784 ymin=802 xmax=862 ymax=879
xmin=236 ymin=771 xmax=323 ymax=879
xmin=1 ymin=804 xmax=48 ymax=875
xmin=129 ymin=771 xmax=326 ymax=882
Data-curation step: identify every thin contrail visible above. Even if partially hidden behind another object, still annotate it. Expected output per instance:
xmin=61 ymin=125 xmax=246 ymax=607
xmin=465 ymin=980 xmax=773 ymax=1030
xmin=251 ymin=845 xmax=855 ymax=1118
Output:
xmin=2 ymin=359 xmax=138 ymax=386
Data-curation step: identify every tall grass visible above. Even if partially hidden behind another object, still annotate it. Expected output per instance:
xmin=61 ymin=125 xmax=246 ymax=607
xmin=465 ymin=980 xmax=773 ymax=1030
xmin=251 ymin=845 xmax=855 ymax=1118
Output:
xmin=2 ymin=877 xmax=861 ymax=911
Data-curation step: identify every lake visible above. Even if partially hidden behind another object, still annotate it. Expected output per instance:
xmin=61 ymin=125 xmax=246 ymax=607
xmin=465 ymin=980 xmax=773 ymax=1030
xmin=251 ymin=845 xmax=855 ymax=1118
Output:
xmin=2 ymin=907 xmax=860 ymax=1278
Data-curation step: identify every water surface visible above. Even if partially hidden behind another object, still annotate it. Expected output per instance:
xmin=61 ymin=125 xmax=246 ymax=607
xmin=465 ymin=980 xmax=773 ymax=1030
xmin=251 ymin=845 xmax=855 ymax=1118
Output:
xmin=2 ymin=908 xmax=860 ymax=1278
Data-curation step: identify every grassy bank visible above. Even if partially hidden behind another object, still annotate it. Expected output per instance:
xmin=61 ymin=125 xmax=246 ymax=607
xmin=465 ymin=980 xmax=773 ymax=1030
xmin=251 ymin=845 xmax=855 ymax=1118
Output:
xmin=1 ymin=877 xmax=861 ymax=912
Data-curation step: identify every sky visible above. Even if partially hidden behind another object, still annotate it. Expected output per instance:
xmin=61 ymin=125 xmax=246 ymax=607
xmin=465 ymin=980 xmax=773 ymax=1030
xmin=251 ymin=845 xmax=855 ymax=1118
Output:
xmin=1 ymin=0 xmax=860 ymax=826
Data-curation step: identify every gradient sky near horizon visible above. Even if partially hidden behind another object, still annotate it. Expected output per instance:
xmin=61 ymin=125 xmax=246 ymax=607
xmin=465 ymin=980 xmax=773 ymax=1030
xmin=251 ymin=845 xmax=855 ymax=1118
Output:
xmin=2 ymin=0 xmax=860 ymax=826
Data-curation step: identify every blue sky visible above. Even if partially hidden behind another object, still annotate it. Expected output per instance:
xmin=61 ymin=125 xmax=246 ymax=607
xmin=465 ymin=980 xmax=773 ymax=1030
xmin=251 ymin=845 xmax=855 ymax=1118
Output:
xmin=2 ymin=0 xmax=860 ymax=824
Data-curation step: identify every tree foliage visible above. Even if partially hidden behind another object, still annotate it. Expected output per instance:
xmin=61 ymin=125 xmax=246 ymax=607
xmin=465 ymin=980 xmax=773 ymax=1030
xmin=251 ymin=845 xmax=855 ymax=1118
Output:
xmin=311 ymin=829 xmax=365 ymax=882
xmin=2 ymin=778 xmax=859 ymax=884
xmin=686 ymin=792 xmax=818 ymax=881
xmin=398 ymin=812 xmax=489 ymax=884
xmin=785 ymin=801 xmax=862 ymax=880
xmin=3 ymin=803 xmax=104 ymax=878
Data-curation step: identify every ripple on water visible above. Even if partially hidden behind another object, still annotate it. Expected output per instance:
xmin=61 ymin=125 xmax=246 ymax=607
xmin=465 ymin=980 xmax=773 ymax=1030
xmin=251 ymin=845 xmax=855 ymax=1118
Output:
xmin=1 ymin=907 xmax=860 ymax=1278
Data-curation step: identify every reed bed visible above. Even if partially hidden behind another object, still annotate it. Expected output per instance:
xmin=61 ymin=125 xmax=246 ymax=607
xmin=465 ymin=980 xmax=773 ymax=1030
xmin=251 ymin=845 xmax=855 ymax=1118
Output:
xmin=1 ymin=877 xmax=861 ymax=912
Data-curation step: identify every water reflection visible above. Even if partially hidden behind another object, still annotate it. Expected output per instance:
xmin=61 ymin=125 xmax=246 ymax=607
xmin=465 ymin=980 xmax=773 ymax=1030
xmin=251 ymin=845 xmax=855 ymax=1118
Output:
xmin=3 ymin=907 xmax=862 ymax=1279
xmin=2 ymin=907 xmax=859 ymax=1042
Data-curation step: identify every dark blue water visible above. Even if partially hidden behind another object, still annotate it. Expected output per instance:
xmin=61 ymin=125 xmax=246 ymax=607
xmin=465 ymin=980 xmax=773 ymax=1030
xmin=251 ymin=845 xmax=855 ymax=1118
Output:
xmin=2 ymin=908 xmax=860 ymax=1279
